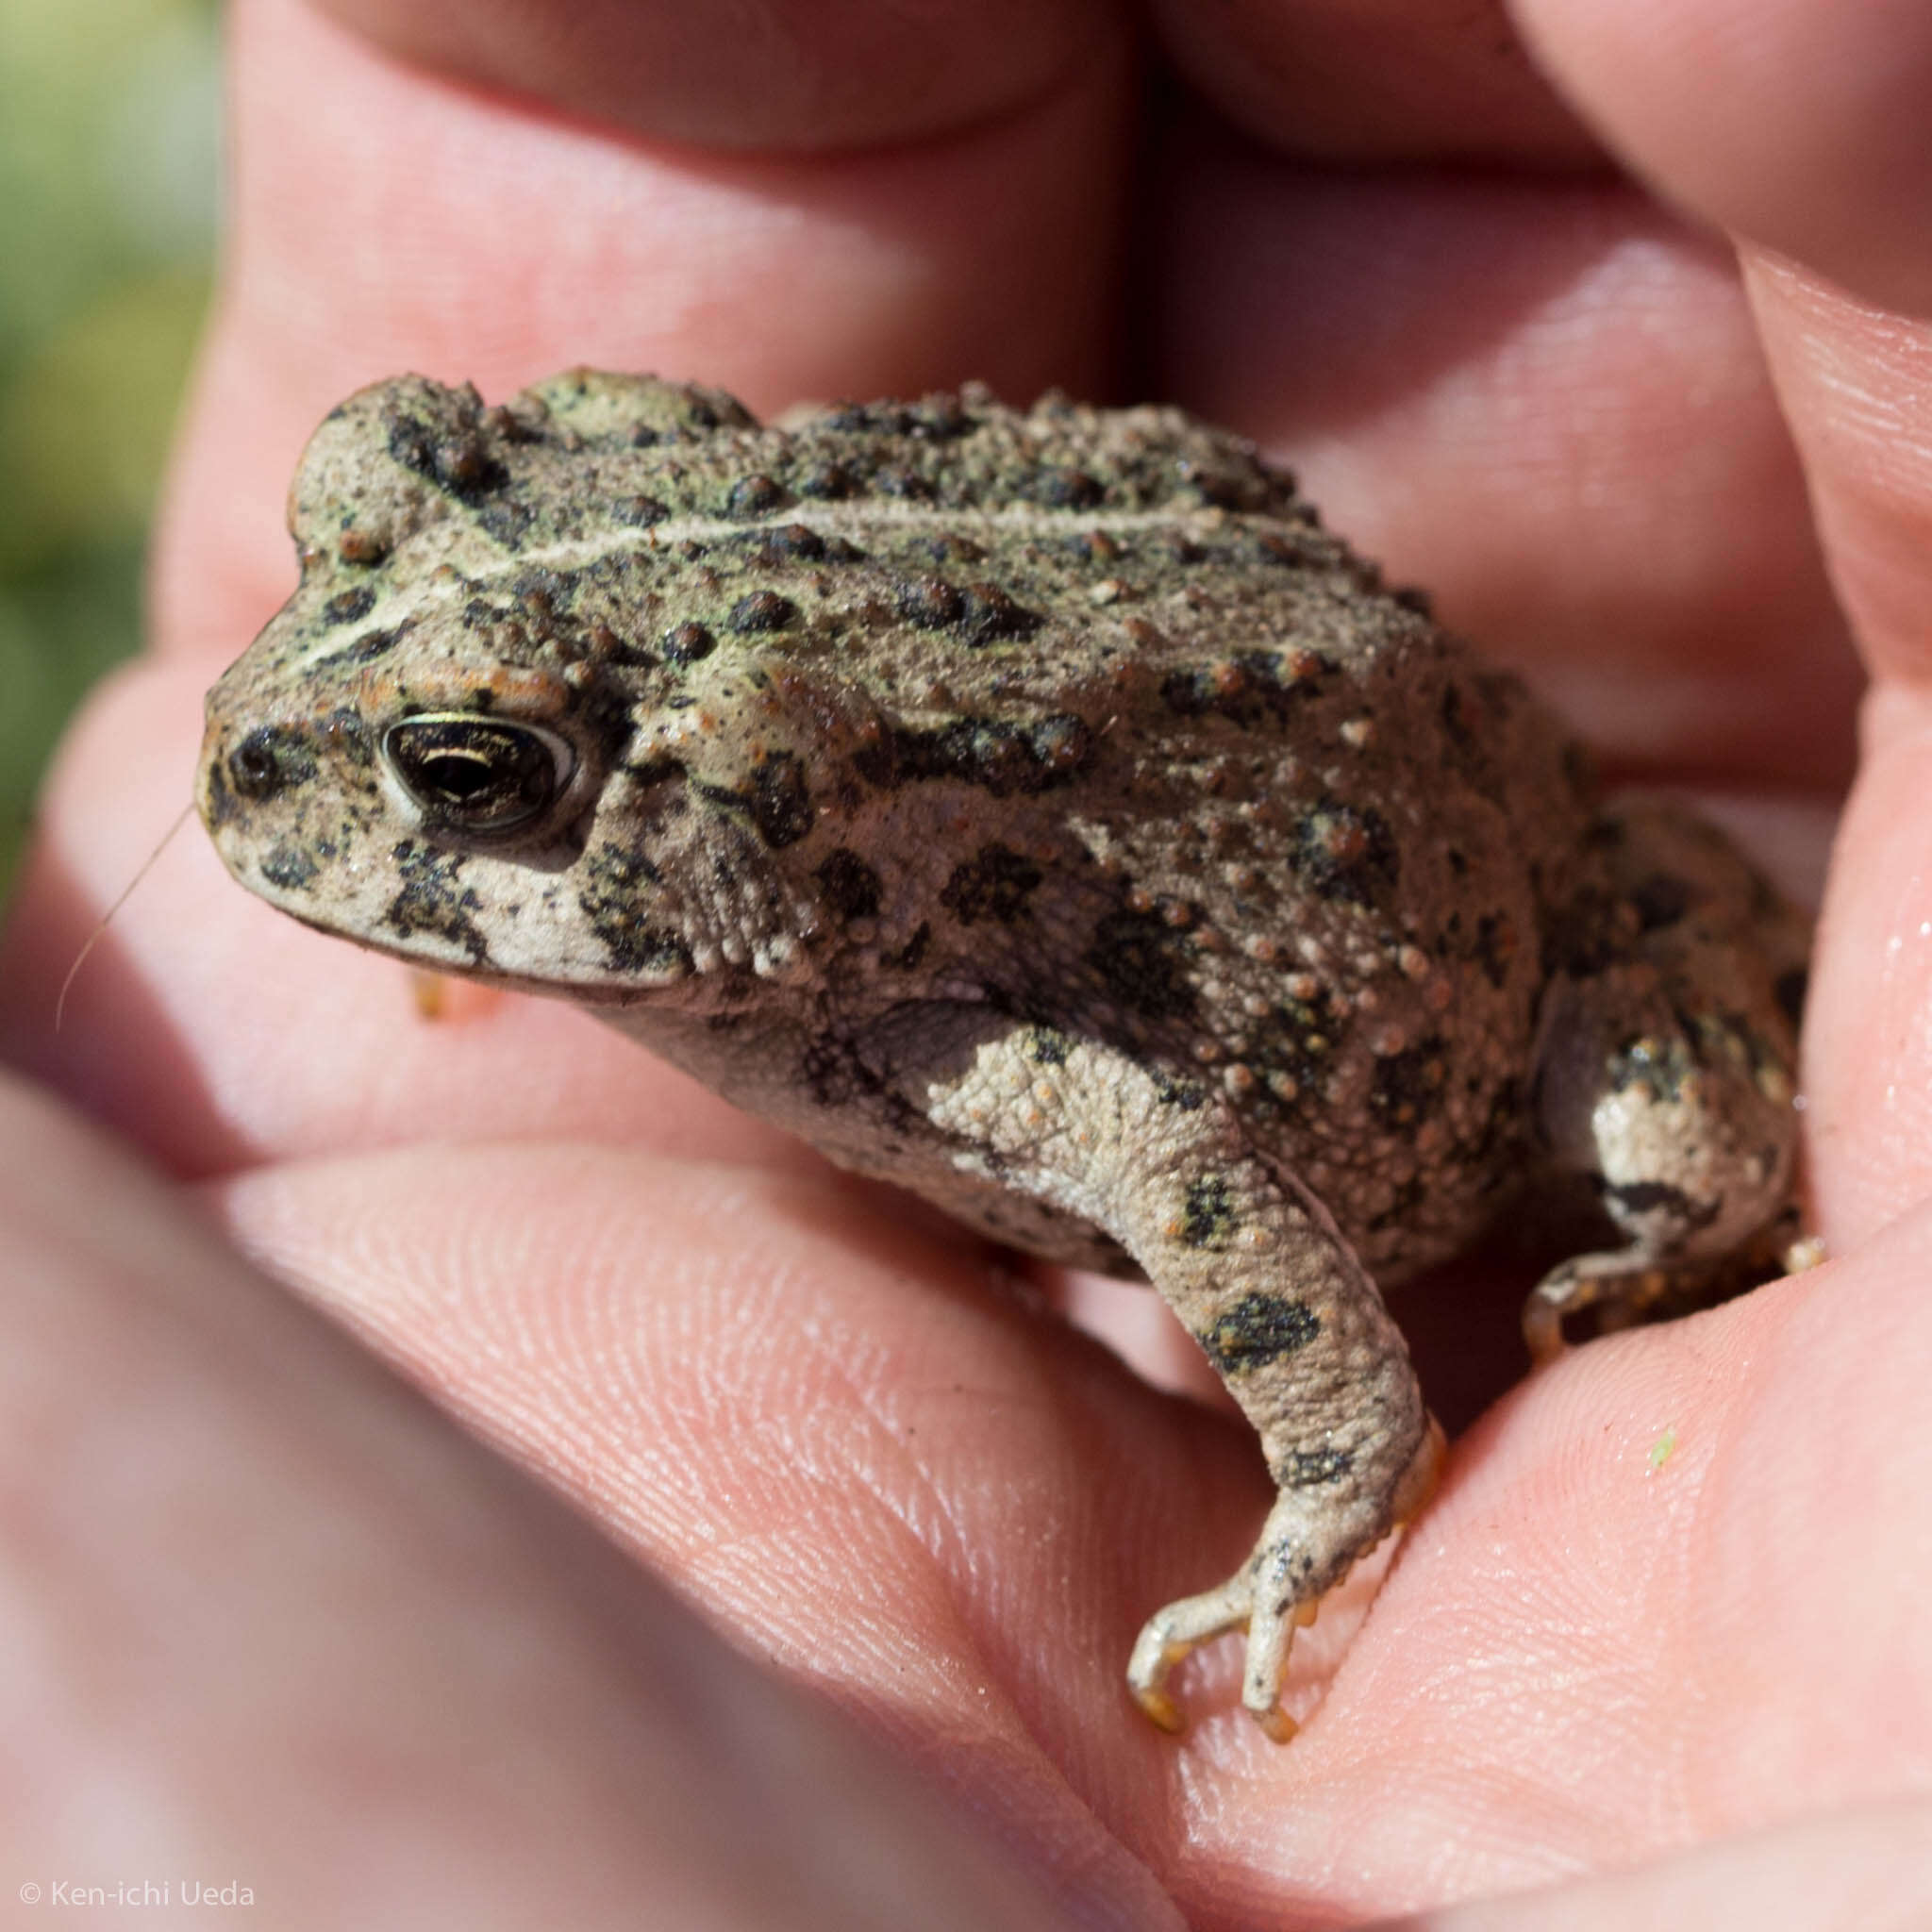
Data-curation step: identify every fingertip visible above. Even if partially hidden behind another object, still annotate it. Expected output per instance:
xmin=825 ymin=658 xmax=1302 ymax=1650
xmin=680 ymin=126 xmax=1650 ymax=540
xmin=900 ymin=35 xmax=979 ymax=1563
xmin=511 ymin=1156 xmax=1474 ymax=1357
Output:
xmin=1512 ymin=0 xmax=1932 ymax=317
xmin=1740 ymin=250 xmax=1932 ymax=691
xmin=310 ymin=0 xmax=1115 ymax=155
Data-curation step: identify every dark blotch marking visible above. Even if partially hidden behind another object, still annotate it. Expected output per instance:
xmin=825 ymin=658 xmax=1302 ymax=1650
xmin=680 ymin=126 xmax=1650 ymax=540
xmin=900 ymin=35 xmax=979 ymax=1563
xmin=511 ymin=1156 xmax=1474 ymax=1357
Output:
xmin=750 ymin=753 xmax=813 ymax=847
xmin=700 ymin=754 xmax=813 ymax=847
xmin=797 ymin=462 xmax=855 ymax=499
xmin=313 ymin=621 xmax=413 ymax=671
xmin=756 ymin=522 xmax=826 ymax=562
xmin=1603 ymin=1178 xmax=1724 ymax=1233
xmin=1024 ymin=1026 xmax=1070 ymax=1066
xmin=578 ymin=844 xmax=692 ymax=975
xmin=822 ymin=401 xmax=908 ymax=436
xmin=580 ymin=680 xmax=641 ymax=771
xmin=475 ymin=497 xmax=536 ymax=547
xmin=200 ymin=762 xmax=238 ymax=829
xmin=1201 ymin=1292 xmax=1320 ymax=1374
xmin=939 ymin=843 xmax=1041 ymax=925
xmin=814 ymin=847 xmax=881 ymax=921
xmin=1181 ymin=460 xmax=1262 ymax=511
xmin=662 ymin=621 xmax=716 ymax=664
xmin=1370 ymin=1036 xmax=1448 ymax=1126
xmin=728 ymin=590 xmax=798 ymax=633
xmin=321 ymin=585 xmax=376 ymax=625
xmin=954 ymin=582 xmax=1042 ymax=645
xmin=908 ymin=392 xmax=973 ymax=439
xmin=614 ymin=494 xmax=671 ymax=526
xmin=1087 ymin=908 xmax=1194 ymax=1020
xmin=1178 ymin=1174 xmax=1239 ymax=1249
xmin=1290 ymin=796 xmax=1399 ymax=908
xmin=1249 ymin=983 xmax=1344 ymax=1096
xmin=1160 ymin=648 xmax=1336 ymax=726
xmin=726 ymin=474 xmax=790 ymax=516
xmin=385 ymin=405 xmax=508 ymax=504
xmin=1282 ymin=1448 xmax=1353 ymax=1487
xmin=1631 ymin=873 xmax=1696 ymax=931
xmin=383 ymin=841 xmax=490 ymax=965
xmin=258 ymin=841 xmax=318 ymax=891
xmin=895 ymin=576 xmax=963 ymax=629
xmin=1038 ymin=466 xmax=1104 ymax=509
xmin=1151 ymin=1068 xmax=1207 ymax=1110
xmin=852 ymin=714 xmax=1092 ymax=798
xmin=625 ymin=753 xmax=687 ymax=789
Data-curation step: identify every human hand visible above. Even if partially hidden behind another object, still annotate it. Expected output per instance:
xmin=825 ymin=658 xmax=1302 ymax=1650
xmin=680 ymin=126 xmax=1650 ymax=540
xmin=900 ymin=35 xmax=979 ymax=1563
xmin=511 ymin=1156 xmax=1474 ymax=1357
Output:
xmin=4 ymin=0 xmax=1930 ymax=1923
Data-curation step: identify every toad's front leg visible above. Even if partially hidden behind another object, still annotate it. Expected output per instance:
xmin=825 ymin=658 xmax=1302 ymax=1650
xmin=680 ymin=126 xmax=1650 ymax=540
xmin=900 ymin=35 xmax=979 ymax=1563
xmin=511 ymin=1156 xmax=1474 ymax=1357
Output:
xmin=924 ymin=1024 xmax=1442 ymax=1740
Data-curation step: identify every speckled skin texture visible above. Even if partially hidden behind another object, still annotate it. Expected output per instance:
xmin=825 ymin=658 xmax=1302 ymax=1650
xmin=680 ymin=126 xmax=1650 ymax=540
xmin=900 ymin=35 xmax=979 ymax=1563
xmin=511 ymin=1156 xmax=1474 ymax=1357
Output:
xmin=198 ymin=372 xmax=1809 ymax=1737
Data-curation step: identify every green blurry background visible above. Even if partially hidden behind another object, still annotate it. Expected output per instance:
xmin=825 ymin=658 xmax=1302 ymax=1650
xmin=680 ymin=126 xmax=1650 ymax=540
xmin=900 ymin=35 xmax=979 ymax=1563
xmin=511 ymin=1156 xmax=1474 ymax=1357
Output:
xmin=0 ymin=0 xmax=220 ymax=893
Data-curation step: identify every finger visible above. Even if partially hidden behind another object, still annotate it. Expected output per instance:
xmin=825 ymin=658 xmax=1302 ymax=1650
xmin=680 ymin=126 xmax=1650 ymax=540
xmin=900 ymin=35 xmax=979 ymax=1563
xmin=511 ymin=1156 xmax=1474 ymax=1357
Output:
xmin=1787 ymin=702 xmax=1932 ymax=1253
xmin=1143 ymin=123 xmax=1861 ymax=788
xmin=1742 ymin=257 xmax=1932 ymax=692
xmin=210 ymin=1132 xmax=1254 ymax=1921
xmin=0 ymin=659 xmax=810 ymax=1178
xmin=1145 ymin=0 xmax=1598 ymax=163
xmin=1511 ymin=0 xmax=1932 ymax=318
xmin=1724 ymin=263 xmax=1932 ymax=1248
xmin=1375 ymin=1803 xmax=1932 ymax=1931
xmin=0 ymin=1074 xmax=1083 ymax=1929
xmin=310 ymin=0 xmax=1111 ymax=152
xmin=154 ymin=0 xmax=1132 ymax=663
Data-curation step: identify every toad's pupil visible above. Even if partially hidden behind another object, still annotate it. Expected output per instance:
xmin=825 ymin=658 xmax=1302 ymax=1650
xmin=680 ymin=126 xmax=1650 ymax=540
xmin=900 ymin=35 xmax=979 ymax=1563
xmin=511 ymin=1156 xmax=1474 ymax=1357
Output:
xmin=420 ymin=752 xmax=494 ymax=799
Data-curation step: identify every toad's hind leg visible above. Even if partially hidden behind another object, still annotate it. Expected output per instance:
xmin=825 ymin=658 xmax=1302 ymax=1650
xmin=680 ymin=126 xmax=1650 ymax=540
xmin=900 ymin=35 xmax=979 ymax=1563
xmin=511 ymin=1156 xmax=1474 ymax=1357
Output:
xmin=924 ymin=1024 xmax=1441 ymax=1739
xmin=1527 ymin=798 xmax=1810 ymax=1362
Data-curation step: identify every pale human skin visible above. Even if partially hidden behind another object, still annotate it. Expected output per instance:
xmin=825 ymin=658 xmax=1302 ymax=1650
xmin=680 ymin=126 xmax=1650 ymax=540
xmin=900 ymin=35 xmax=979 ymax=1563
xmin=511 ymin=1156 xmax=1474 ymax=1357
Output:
xmin=3 ymin=0 xmax=1932 ymax=1924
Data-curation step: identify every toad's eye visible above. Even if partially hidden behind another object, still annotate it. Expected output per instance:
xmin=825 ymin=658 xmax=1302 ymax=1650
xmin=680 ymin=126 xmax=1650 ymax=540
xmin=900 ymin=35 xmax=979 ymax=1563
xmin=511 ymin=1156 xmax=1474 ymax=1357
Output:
xmin=382 ymin=716 xmax=575 ymax=835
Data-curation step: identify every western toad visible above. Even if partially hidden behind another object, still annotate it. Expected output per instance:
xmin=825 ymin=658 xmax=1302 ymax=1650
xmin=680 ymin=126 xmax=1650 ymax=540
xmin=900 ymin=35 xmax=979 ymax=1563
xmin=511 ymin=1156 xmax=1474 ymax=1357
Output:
xmin=197 ymin=372 xmax=1808 ymax=1737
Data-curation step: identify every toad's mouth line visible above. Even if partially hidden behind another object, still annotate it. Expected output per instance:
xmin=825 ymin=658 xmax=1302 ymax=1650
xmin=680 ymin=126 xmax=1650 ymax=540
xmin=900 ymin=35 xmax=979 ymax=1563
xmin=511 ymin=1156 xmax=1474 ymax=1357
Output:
xmin=286 ymin=496 xmax=1307 ymax=675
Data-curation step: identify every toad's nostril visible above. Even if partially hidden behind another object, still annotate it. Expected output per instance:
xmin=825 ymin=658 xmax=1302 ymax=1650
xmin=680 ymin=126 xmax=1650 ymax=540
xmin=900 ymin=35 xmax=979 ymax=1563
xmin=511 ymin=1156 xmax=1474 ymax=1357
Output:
xmin=228 ymin=730 xmax=282 ymax=798
xmin=227 ymin=725 xmax=310 ymax=801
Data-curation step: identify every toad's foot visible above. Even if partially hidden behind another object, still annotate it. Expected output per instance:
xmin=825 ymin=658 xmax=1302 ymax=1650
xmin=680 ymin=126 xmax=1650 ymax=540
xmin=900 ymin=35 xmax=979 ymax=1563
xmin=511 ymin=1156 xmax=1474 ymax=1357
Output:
xmin=1128 ymin=1415 xmax=1444 ymax=1739
xmin=1524 ymin=1206 xmax=1824 ymax=1365
xmin=1524 ymin=1246 xmax=1678 ymax=1365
